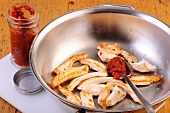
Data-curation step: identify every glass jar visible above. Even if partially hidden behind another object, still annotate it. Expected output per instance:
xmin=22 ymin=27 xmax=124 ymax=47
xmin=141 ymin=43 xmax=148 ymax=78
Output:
xmin=7 ymin=3 xmax=40 ymax=67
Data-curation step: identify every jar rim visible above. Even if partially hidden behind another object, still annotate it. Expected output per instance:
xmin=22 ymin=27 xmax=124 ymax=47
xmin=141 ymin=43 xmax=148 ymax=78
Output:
xmin=8 ymin=3 xmax=39 ymax=21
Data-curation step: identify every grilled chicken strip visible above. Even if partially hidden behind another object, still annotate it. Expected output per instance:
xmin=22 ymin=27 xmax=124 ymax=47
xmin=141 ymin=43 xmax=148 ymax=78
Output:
xmin=58 ymin=85 xmax=82 ymax=105
xmin=97 ymin=43 xmax=121 ymax=55
xmin=98 ymin=84 xmax=113 ymax=109
xmin=97 ymin=50 xmax=117 ymax=62
xmin=67 ymin=72 xmax=107 ymax=91
xmin=97 ymin=43 xmax=137 ymax=64
xmin=79 ymin=58 xmax=107 ymax=73
xmin=107 ymin=82 xmax=141 ymax=104
xmin=130 ymin=75 xmax=163 ymax=85
xmin=121 ymin=50 xmax=137 ymax=63
xmin=80 ymin=91 xmax=95 ymax=108
xmin=53 ymin=53 xmax=88 ymax=74
xmin=106 ymin=85 xmax=126 ymax=106
xmin=77 ymin=77 xmax=122 ymax=90
xmin=51 ymin=65 xmax=89 ymax=88
xmin=82 ymin=84 xmax=106 ymax=96
xmin=130 ymin=59 xmax=156 ymax=72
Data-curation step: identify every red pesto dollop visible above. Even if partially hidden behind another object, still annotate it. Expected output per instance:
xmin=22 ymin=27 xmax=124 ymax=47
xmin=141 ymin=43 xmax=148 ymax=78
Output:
xmin=107 ymin=56 xmax=130 ymax=79
xmin=10 ymin=5 xmax=35 ymax=19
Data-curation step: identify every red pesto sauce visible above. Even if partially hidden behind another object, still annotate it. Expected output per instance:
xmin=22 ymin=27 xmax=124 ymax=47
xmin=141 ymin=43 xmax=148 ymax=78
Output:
xmin=10 ymin=5 xmax=38 ymax=66
xmin=107 ymin=56 xmax=131 ymax=79
xmin=10 ymin=5 xmax=35 ymax=19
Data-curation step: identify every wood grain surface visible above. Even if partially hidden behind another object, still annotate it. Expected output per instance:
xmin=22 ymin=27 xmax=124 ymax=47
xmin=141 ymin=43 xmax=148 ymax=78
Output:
xmin=0 ymin=0 xmax=170 ymax=113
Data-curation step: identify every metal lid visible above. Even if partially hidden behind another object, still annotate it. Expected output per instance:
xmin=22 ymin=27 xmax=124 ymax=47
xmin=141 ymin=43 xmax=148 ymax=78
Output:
xmin=13 ymin=67 xmax=43 ymax=94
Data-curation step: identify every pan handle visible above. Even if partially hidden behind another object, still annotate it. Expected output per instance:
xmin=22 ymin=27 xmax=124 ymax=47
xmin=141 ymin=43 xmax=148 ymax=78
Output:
xmin=99 ymin=4 xmax=135 ymax=10
xmin=76 ymin=108 xmax=86 ymax=113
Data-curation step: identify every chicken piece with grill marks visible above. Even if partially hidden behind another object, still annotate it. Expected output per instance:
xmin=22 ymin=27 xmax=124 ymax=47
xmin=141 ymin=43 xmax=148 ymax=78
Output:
xmin=80 ymin=91 xmax=95 ymax=108
xmin=98 ymin=84 xmax=113 ymax=109
xmin=79 ymin=58 xmax=107 ymax=73
xmin=97 ymin=43 xmax=137 ymax=64
xmin=97 ymin=50 xmax=117 ymax=62
xmin=130 ymin=59 xmax=157 ymax=72
xmin=130 ymin=75 xmax=163 ymax=85
xmin=77 ymin=77 xmax=122 ymax=90
xmin=67 ymin=72 xmax=107 ymax=91
xmin=53 ymin=53 xmax=88 ymax=74
xmin=106 ymin=85 xmax=126 ymax=107
xmin=121 ymin=50 xmax=137 ymax=63
xmin=107 ymin=82 xmax=141 ymax=104
xmin=51 ymin=65 xmax=89 ymax=88
xmin=82 ymin=84 xmax=106 ymax=96
xmin=58 ymin=85 xmax=82 ymax=105
xmin=97 ymin=43 xmax=122 ymax=55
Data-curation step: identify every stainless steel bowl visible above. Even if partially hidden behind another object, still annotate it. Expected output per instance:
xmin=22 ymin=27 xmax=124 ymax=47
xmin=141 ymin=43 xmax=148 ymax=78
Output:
xmin=30 ymin=4 xmax=170 ymax=112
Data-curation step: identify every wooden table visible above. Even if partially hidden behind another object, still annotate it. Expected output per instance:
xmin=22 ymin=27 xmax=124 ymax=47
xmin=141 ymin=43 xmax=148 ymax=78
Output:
xmin=1 ymin=0 xmax=170 ymax=113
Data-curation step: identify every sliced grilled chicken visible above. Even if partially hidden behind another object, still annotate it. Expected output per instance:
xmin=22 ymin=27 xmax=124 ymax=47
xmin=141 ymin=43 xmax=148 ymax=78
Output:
xmin=82 ymin=84 xmax=106 ymax=96
xmin=97 ymin=43 xmax=137 ymax=64
xmin=77 ymin=77 xmax=122 ymax=90
xmin=51 ymin=65 xmax=89 ymax=88
xmin=58 ymin=85 xmax=82 ymax=105
xmin=130 ymin=59 xmax=157 ymax=72
xmin=53 ymin=53 xmax=88 ymax=74
xmin=79 ymin=58 xmax=107 ymax=73
xmin=106 ymin=85 xmax=126 ymax=106
xmin=97 ymin=50 xmax=117 ymax=62
xmin=80 ymin=91 xmax=95 ymax=108
xmin=107 ymin=82 xmax=141 ymax=104
xmin=97 ymin=43 xmax=121 ymax=55
xmin=121 ymin=50 xmax=137 ymax=63
xmin=130 ymin=75 xmax=163 ymax=85
xmin=98 ymin=84 xmax=113 ymax=109
xmin=67 ymin=72 xmax=107 ymax=91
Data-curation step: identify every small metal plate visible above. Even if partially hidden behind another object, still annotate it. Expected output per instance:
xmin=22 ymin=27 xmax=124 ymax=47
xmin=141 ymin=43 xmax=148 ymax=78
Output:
xmin=13 ymin=67 xmax=43 ymax=94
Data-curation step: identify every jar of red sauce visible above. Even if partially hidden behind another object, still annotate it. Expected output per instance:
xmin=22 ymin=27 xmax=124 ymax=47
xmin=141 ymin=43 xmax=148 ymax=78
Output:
xmin=7 ymin=4 xmax=39 ymax=67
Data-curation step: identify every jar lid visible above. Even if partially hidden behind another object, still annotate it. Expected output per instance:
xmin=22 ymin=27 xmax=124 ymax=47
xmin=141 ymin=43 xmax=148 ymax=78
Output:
xmin=13 ymin=67 xmax=43 ymax=94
